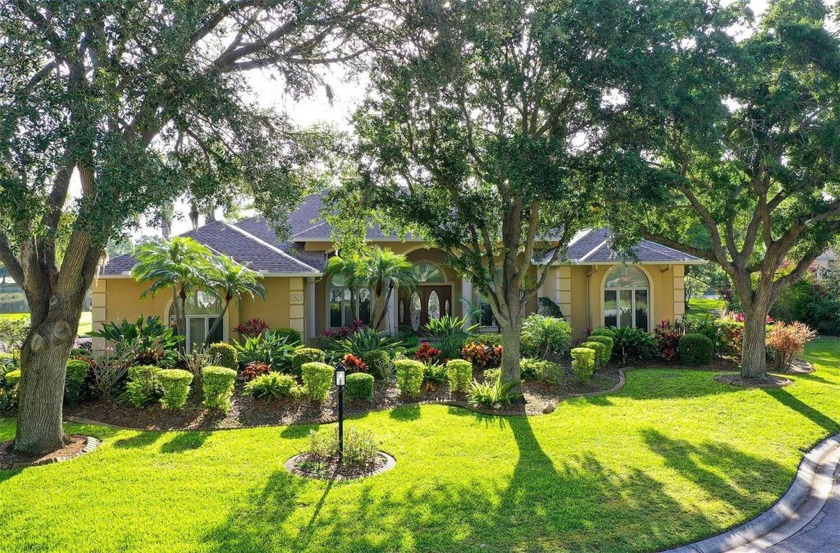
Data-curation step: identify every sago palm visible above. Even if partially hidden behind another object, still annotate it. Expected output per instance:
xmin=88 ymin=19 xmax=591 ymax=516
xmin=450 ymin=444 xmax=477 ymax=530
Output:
xmin=204 ymin=255 xmax=265 ymax=346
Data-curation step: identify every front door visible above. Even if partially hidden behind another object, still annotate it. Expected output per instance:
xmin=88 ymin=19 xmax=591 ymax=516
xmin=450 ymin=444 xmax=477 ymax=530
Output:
xmin=400 ymin=285 xmax=453 ymax=331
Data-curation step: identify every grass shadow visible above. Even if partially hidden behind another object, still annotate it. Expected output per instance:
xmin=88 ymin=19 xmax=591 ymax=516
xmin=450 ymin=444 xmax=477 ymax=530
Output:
xmin=159 ymin=431 xmax=211 ymax=454
xmin=112 ymin=431 xmax=165 ymax=449
xmin=388 ymin=404 xmax=420 ymax=421
xmin=280 ymin=424 xmax=317 ymax=440
xmin=762 ymin=388 xmax=840 ymax=433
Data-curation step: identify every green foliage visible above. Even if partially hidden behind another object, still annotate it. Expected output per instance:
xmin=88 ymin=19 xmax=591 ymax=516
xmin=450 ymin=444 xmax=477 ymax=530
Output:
xmin=89 ymin=315 xmax=182 ymax=356
xmin=244 ymin=373 xmax=297 ymax=400
xmin=467 ymin=379 xmax=519 ymax=408
xmin=308 ymin=427 xmax=380 ymax=468
xmin=337 ymin=327 xmax=403 ymax=360
xmin=395 ymin=359 xmax=424 ymax=398
xmin=271 ymin=328 xmax=302 ymax=346
xmin=157 ymin=369 xmax=193 ymax=409
xmin=208 ymin=343 xmax=238 ymax=372
xmin=678 ymin=334 xmax=715 ymax=366
xmin=4 ymin=369 xmax=21 ymax=387
xmin=520 ymin=315 xmax=572 ymax=361
xmin=520 ymin=358 xmax=563 ymax=384
xmin=465 ymin=334 xmax=503 ymax=348
xmin=0 ymin=318 xmax=29 ymax=353
xmin=590 ymin=328 xmax=615 ymax=338
xmin=580 ymin=341 xmax=607 ymax=368
xmin=64 ymin=360 xmax=88 ymax=406
xmin=537 ymin=297 xmax=565 ymax=318
xmin=423 ymin=362 xmax=448 ymax=385
xmin=611 ymin=327 xmax=658 ymax=365
xmin=445 ymin=359 xmax=472 ymax=393
xmin=359 ymin=247 xmax=418 ymax=329
xmin=291 ymin=348 xmax=326 ymax=377
xmin=235 ymin=333 xmax=299 ymax=371
xmin=201 ymin=366 xmax=237 ymax=412
xmin=424 ymin=315 xmax=475 ymax=359
xmin=301 ymin=362 xmax=333 ymax=402
xmin=123 ymin=365 xmax=161 ymax=408
xmin=586 ymin=336 xmax=614 ymax=365
xmin=361 ymin=350 xmax=392 ymax=380
xmin=346 ymin=372 xmax=374 ymax=401
xmin=570 ymin=348 xmax=596 ymax=382
xmin=461 ymin=337 xmax=503 ymax=369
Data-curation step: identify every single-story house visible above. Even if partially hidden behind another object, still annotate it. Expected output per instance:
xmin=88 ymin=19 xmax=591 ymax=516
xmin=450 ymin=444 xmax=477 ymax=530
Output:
xmin=92 ymin=191 xmax=704 ymax=351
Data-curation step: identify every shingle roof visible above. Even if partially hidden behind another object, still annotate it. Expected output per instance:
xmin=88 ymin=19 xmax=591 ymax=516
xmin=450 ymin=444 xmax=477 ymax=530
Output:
xmin=545 ymin=228 xmax=704 ymax=265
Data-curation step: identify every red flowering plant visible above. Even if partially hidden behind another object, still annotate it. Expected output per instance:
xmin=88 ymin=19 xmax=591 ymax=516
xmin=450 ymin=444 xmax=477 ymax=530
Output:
xmin=235 ymin=318 xmax=269 ymax=338
xmin=414 ymin=342 xmax=442 ymax=364
xmin=242 ymin=361 xmax=271 ymax=381
xmin=461 ymin=342 xmax=502 ymax=369
xmin=324 ymin=320 xmax=365 ymax=340
xmin=653 ymin=320 xmax=689 ymax=361
xmin=342 ymin=353 xmax=368 ymax=373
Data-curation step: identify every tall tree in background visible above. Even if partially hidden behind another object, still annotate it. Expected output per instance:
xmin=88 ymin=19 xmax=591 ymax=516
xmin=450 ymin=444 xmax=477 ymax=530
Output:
xmin=0 ymin=0 xmax=380 ymax=455
xmin=628 ymin=0 xmax=840 ymax=379
xmin=354 ymin=0 xmax=708 ymax=392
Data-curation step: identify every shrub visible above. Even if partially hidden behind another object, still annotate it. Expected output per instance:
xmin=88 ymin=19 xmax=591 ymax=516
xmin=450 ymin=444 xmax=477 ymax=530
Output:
xmin=678 ymin=333 xmax=715 ymax=366
xmin=611 ymin=327 xmax=658 ymax=365
xmin=395 ymin=359 xmax=424 ymax=398
xmin=464 ymin=334 xmax=503 ymax=348
xmin=445 ymin=359 xmax=473 ymax=392
xmin=520 ymin=314 xmax=572 ymax=361
xmin=291 ymin=348 xmax=326 ymax=377
xmin=590 ymin=328 xmax=615 ymax=338
xmin=308 ymin=427 xmax=379 ymax=468
xmin=337 ymin=327 xmax=403 ymax=360
xmin=361 ymin=350 xmax=392 ymax=380
xmin=123 ymin=365 xmax=160 ymax=408
xmin=717 ymin=321 xmax=744 ymax=358
xmin=90 ymin=354 xmax=130 ymax=400
xmin=424 ymin=315 xmax=474 ymax=359
xmin=208 ymin=343 xmax=238 ymax=371
xmin=580 ymin=341 xmax=606 ymax=368
xmin=235 ymin=333 xmax=298 ymax=370
xmin=461 ymin=341 xmax=502 ymax=369
xmin=271 ymin=327 xmax=302 ymax=345
xmin=520 ymin=358 xmax=563 ymax=384
xmin=234 ymin=317 xmax=269 ymax=338
xmin=766 ymin=321 xmax=817 ymax=371
xmin=89 ymin=315 xmax=181 ymax=361
xmin=342 ymin=353 xmax=368 ymax=373
xmin=245 ymin=372 xmax=297 ymax=399
xmin=586 ymin=335 xmax=614 ymax=365
xmin=414 ymin=342 xmax=442 ymax=364
xmin=0 ymin=352 xmax=14 ymax=365
xmin=202 ymin=366 xmax=237 ymax=412
xmin=301 ymin=362 xmax=333 ymax=402
xmin=5 ymin=369 xmax=21 ymax=387
xmin=423 ymin=362 xmax=448 ymax=384
xmin=468 ymin=379 xmax=519 ymax=408
xmin=64 ymin=360 xmax=88 ymax=406
xmin=483 ymin=368 xmax=501 ymax=383
xmin=0 ymin=318 xmax=28 ymax=353
xmin=570 ymin=348 xmax=596 ymax=382
xmin=346 ymin=372 xmax=374 ymax=400
xmin=157 ymin=369 xmax=193 ymax=409
xmin=653 ymin=320 xmax=689 ymax=361
xmin=242 ymin=361 xmax=272 ymax=381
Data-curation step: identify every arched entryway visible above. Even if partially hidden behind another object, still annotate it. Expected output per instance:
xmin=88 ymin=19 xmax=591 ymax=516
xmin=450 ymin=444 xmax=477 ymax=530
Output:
xmin=398 ymin=261 xmax=453 ymax=331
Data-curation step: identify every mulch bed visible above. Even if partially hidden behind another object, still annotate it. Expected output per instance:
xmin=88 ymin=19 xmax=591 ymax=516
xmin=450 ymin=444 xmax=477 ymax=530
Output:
xmin=285 ymin=451 xmax=396 ymax=480
xmin=0 ymin=434 xmax=98 ymax=470
xmin=714 ymin=374 xmax=793 ymax=388
xmin=65 ymin=367 xmax=623 ymax=431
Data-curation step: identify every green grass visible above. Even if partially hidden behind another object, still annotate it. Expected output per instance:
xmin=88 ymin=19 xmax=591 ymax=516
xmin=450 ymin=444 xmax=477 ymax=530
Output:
xmin=0 ymin=338 xmax=839 ymax=552
xmin=0 ymin=311 xmax=91 ymax=336
xmin=684 ymin=297 xmax=726 ymax=322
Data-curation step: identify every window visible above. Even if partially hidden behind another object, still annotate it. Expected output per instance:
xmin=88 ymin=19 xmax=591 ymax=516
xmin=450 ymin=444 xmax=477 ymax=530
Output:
xmin=329 ymin=274 xmax=370 ymax=328
xmin=413 ymin=262 xmax=445 ymax=283
xmin=474 ymin=291 xmax=498 ymax=328
xmin=169 ymin=290 xmax=224 ymax=353
xmin=603 ymin=266 xmax=649 ymax=331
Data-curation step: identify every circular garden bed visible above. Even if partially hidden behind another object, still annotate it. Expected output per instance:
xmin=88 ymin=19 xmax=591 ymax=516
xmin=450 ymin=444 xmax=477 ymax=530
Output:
xmin=285 ymin=451 xmax=396 ymax=481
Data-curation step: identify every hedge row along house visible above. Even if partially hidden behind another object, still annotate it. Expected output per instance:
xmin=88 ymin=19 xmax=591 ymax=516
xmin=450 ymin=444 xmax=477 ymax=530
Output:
xmin=94 ymin=192 xmax=704 ymax=351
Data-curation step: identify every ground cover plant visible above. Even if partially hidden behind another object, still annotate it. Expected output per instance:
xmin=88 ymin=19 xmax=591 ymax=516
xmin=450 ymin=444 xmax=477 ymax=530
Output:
xmin=1 ymin=339 xmax=837 ymax=551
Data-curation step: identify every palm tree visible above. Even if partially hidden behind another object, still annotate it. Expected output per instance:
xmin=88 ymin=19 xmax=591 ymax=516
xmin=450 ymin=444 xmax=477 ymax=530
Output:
xmin=204 ymin=255 xmax=265 ymax=346
xmin=360 ymin=247 xmax=417 ymax=330
xmin=325 ymin=254 xmax=366 ymax=322
xmin=131 ymin=237 xmax=212 ymax=351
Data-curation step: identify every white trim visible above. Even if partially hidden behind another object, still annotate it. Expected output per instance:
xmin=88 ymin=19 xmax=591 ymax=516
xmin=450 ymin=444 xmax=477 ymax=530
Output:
xmin=578 ymin=240 xmax=608 ymax=262
xmin=556 ymin=259 xmax=706 ymax=266
xmin=598 ymin=265 xmax=654 ymax=332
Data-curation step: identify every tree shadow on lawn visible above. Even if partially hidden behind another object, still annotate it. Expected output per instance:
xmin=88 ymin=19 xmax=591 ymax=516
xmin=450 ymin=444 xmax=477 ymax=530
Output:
xmin=761 ymin=388 xmax=839 ymax=434
xmin=112 ymin=431 xmax=166 ymax=449
xmin=202 ymin=414 xmax=720 ymax=553
xmin=159 ymin=431 xmax=211 ymax=454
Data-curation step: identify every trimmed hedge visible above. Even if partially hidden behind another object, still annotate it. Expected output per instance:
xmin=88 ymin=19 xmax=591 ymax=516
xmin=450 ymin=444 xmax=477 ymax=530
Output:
xmin=272 ymin=327 xmax=302 ymax=345
xmin=346 ymin=372 xmax=374 ymax=400
xmin=5 ymin=369 xmax=21 ymax=387
xmin=362 ymin=350 xmax=392 ymax=380
xmin=445 ymin=359 xmax=472 ymax=393
xmin=679 ymin=333 xmax=715 ymax=366
xmin=157 ymin=369 xmax=193 ymax=409
xmin=124 ymin=365 xmax=160 ymax=408
xmin=590 ymin=328 xmax=615 ymax=338
xmin=520 ymin=358 xmax=563 ymax=384
xmin=65 ymin=360 xmax=88 ymax=405
xmin=587 ymin=335 xmax=614 ymax=364
xmin=580 ymin=341 xmax=607 ymax=368
xmin=395 ymin=359 xmax=424 ymax=398
xmin=209 ymin=342 xmax=238 ymax=371
xmin=571 ymin=348 xmax=596 ymax=382
xmin=301 ymin=362 xmax=333 ymax=402
xmin=202 ymin=366 xmax=237 ymax=412
xmin=292 ymin=348 xmax=325 ymax=377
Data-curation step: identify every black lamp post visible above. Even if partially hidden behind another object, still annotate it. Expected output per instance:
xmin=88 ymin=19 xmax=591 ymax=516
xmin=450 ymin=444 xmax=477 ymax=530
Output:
xmin=334 ymin=361 xmax=346 ymax=463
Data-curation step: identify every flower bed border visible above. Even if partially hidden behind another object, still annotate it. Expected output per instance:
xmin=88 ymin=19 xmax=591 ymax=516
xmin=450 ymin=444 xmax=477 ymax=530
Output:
xmin=284 ymin=451 xmax=396 ymax=481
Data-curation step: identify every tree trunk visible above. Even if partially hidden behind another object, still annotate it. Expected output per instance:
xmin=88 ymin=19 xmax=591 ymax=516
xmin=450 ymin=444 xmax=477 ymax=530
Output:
xmin=740 ymin=306 xmax=768 ymax=379
xmin=373 ymin=284 xmax=392 ymax=331
xmin=498 ymin=317 xmax=524 ymax=397
xmin=205 ymin=300 xmax=230 ymax=347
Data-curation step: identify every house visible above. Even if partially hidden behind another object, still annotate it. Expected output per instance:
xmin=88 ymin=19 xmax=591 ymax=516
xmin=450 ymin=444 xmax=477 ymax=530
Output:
xmin=92 ymin=192 xmax=704 ymax=350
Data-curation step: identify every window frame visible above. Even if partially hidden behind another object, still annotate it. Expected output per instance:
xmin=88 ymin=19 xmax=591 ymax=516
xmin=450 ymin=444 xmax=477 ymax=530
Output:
xmin=602 ymin=266 xmax=651 ymax=332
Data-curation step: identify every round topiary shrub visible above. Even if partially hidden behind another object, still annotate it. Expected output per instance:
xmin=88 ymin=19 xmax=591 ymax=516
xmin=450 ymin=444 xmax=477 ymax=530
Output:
xmin=64 ymin=359 xmax=89 ymax=405
xmin=590 ymin=328 xmax=615 ymax=338
xmin=395 ymin=359 xmax=424 ymax=398
xmin=571 ymin=347 xmax=596 ymax=382
xmin=209 ymin=342 xmax=238 ymax=371
xmin=5 ymin=369 xmax=21 ymax=387
xmin=361 ymin=350 xmax=392 ymax=380
xmin=301 ymin=362 xmax=333 ymax=402
xmin=679 ymin=333 xmax=715 ymax=366
xmin=445 ymin=359 xmax=472 ymax=393
xmin=157 ymin=369 xmax=193 ymax=409
xmin=346 ymin=372 xmax=374 ymax=400
xmin=202 ymin=366 xmax=237 ymax=412
xmin=272 ymin=327 xmax=302 ymax=345
xmin=587 ymin=335 xmax=614 ymax=364
xmin=292 ymin=348 xmax=326 ymax=377
xmin=580 ymin=341 xmax=607 ymax=368
xmin=124 ymin=365 xmax=161 ymax=408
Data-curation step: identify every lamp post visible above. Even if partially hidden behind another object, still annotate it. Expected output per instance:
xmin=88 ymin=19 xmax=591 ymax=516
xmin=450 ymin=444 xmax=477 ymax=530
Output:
xmin=334 ymin=362 xmax=346 ymax=463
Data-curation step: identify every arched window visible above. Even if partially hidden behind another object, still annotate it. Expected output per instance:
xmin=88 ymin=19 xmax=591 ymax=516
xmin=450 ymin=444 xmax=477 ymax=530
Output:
xmin=603 ymin=266 xmax=649 ymax=330
xmin=413 ymin=262 xmax=445 ymax=283
xmin=169 ymin=290 xmax=224 ymax=352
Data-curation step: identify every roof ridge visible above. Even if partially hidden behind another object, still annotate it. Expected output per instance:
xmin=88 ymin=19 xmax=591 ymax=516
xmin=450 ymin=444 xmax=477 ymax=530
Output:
xmin=291 ymin=220 xmax=329 ymax=240
xmin=579 ymin=239 xmax=608 ymax=262
xmin=219 ymin=221 xmax=320 ymax=273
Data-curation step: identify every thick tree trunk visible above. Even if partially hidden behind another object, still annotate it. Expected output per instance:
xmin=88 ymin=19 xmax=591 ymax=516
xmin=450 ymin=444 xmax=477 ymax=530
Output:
xmin=740 ymin=305 xmax=769 ymax=379
xmin=499 ymin=323 xmax=523 ymax=392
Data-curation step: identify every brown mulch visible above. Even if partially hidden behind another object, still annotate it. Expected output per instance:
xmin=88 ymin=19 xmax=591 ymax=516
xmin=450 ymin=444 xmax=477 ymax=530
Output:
xmin=65 ymin=368 xmax=622 ymax=431
xmin=714 ymin=374 xmax=793 ymax=388
xmin=0 ymin=434 xmax=89 ymax=470
xmin=285 ymin=452 xmax=394 ymax=480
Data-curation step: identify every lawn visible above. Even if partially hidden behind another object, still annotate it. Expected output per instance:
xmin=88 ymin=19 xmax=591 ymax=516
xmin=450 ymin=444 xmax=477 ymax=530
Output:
xmin=684 ymin=297 xmax=726 ymax=323
xmin=0 ymin=311 xmax=92 ymax=336
xmin=0 ymin=338 xmax=838 ymax=553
